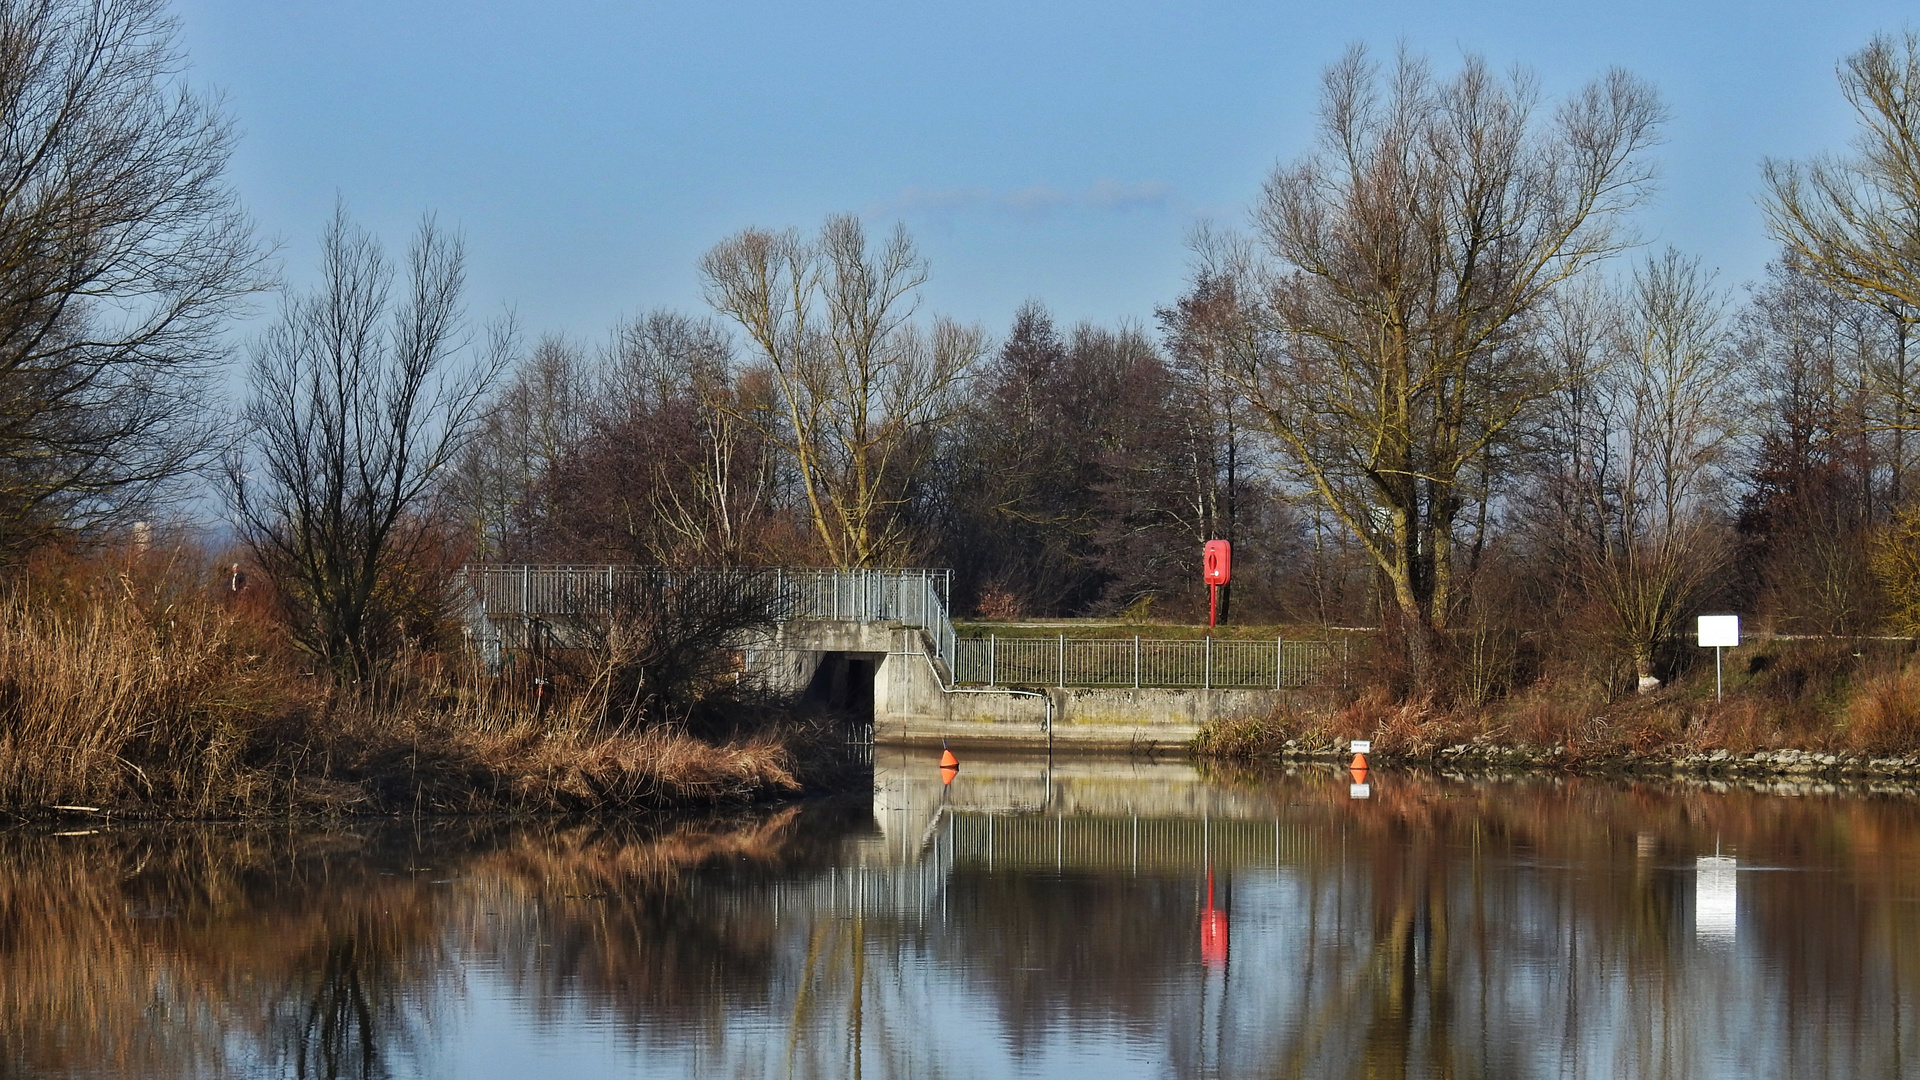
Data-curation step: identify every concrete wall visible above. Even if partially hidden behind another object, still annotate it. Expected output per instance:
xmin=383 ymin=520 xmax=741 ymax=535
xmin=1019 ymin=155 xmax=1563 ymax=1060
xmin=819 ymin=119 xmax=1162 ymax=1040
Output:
xmin=749 ymin=620 xmax=1286 ymax=751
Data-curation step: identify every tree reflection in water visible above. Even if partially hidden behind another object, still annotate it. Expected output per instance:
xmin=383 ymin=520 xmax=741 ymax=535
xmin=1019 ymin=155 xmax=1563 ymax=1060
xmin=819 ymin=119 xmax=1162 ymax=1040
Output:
xmin=4 ymin=768 xmax=1920 ymax=1077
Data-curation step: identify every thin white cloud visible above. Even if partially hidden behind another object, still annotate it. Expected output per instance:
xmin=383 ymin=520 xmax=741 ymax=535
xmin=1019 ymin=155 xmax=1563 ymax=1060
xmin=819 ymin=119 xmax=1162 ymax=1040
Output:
xmin=870 ymin=178 xmax=1172 ymax=218
xmin=1086 ymin=178 xmax=1172 ymax=210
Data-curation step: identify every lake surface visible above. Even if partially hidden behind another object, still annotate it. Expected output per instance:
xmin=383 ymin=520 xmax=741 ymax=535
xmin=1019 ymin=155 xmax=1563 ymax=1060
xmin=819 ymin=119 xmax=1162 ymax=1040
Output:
xmin=8 ymin=750 xmax=1920 ymax=1079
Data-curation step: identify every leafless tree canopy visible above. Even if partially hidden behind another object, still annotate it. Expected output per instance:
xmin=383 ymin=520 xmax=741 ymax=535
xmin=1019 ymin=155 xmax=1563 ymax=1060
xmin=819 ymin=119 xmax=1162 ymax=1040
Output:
xmin=0 ymin=0 xmax=264 ymax=553
xmin=1529 ymin=251 xmax=1738 ymax=689
xmin=1764 ymin=32 xmax=1920 ymax=320
xmin=419 ymin=36 xmax=1920 ymax=704
xmin=1226 ymin=46 xmax=1664 ymax=685
xmin=701 ymin=215 xmax=985 ymax=567
xmin=229 ymin=207 xmax=507 ymax=680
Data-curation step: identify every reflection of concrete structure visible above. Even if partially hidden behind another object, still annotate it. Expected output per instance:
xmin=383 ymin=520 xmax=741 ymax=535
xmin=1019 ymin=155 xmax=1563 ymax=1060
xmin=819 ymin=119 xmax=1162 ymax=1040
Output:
xmin=858 ymin=751 xmax=1316 ymax=883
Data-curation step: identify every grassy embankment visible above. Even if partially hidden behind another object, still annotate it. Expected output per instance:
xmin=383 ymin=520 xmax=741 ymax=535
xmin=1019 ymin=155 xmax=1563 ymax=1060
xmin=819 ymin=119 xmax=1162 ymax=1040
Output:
xmin=1192 ymin=633 xmax=1920 ymax=772
xmin=0 ymin=553 xmax=858 ymax=820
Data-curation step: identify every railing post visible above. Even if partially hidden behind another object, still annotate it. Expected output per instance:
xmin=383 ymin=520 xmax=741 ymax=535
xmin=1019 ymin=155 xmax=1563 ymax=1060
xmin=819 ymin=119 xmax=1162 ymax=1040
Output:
xmin=520 ymin=564 xmax=529 ymax=616
xmin=1133 ymin=636 xmax=1140 ymax=689
xmin=1204 ymin=635 xmax=1212 ymax=690
xmin=1277 ymin=636 xmax=1284 ymax=689
xmin=1058 ymin=633 xmax=1065 ymax=688
xmin=988 ymin=633 xmax=996 ymax=687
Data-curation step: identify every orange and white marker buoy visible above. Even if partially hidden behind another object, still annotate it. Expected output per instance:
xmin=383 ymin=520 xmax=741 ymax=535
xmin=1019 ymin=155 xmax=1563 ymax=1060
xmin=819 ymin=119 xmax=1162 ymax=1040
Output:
xmin=940 ymin=748 xmax=959 ymax=768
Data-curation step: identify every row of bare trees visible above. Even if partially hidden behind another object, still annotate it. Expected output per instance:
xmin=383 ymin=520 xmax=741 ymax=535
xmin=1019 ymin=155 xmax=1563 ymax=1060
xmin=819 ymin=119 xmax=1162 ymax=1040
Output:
xmin=188 ymin=30 xmax=1920 ymax=699
xmin=417 ymin=35 xmax=1920 ymax=700
xmin=14 ymin=0 xmax=1920 ymax=703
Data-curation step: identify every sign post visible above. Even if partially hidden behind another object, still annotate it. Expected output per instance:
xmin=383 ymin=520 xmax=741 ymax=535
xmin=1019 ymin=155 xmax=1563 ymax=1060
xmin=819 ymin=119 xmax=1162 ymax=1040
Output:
xmin=1203 ymin=540 xmax=1232 ymax=629
xmin=1697 ymin=615 xmax=1740 ymax=702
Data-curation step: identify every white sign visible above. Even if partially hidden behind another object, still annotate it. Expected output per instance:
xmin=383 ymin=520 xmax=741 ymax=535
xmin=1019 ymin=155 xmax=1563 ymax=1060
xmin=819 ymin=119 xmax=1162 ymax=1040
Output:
xmin=1697 ymin=615 xmax=1740 ymax=649
xmin=1350 ymin=740 xmax=1371 ymax=755
xmin=1349 ymin=783 xmax=1371 ymax=799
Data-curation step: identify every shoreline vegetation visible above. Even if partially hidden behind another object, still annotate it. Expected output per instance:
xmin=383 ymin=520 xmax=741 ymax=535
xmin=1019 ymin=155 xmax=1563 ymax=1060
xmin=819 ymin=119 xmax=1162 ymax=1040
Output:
xmin=1192 ymin=633 xmax=1920 ymax=782
xmin=0 ymin=549 xmax=864 ymax=822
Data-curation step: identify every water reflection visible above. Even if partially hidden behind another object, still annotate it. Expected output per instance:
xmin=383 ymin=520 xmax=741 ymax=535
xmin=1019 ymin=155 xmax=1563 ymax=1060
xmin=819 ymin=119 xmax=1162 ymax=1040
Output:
xmin=5 ymin=753 xmax=1920 ymax=1078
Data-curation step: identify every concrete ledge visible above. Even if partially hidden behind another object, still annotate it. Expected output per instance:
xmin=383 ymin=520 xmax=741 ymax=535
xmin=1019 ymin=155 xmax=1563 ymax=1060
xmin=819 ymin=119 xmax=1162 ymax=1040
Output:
xmin=878 ymin=688 xmax=1284 ymax=752
xmin=1050 ymin=686 xmax=1282 ymax=726
xmin=877 ymin=716 xmax=1198 ymax=752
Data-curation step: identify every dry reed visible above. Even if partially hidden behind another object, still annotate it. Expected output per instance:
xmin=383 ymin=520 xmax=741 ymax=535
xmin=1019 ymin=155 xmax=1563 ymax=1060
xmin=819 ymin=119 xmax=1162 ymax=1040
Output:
xmin=0 ymin=571 xmax=831 ymax=817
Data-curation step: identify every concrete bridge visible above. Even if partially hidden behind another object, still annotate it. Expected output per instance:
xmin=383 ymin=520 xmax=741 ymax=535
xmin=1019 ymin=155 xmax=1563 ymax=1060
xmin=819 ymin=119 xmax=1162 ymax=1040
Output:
xmin=462 ymin=565 xmax=1319 ymax=749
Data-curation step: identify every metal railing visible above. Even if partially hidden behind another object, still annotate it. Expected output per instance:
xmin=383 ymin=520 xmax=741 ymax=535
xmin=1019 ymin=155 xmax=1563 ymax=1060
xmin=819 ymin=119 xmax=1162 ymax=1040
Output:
xmin=950 ymin=635 xmax=1342 ymax=690
xmin=462 ymin=565 xmax=957 ymax=666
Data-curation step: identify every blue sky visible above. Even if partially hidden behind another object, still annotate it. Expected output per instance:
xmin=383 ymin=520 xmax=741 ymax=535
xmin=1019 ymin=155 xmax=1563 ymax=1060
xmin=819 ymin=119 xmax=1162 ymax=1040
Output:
xmin=170 ymin=0 xmax=1915 ymax=344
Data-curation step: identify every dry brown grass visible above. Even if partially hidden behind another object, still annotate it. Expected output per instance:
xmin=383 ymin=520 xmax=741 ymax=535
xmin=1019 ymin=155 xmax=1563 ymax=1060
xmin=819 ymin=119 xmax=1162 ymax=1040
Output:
xmin=0 ymin=548 xmax=837 ymax=817
xmin=1196 ymin=636 xmax=1920 ymax=764
xmin=0 ymin=591 xmax=291 ymax=811
xmin=1843 ymin=665 xmax=1920 ymax=754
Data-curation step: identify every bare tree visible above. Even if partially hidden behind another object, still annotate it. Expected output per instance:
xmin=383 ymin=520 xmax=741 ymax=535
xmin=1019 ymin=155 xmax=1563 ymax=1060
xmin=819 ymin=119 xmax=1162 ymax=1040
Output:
xmin=0 ymin=0 xmax=265 ymax=554
xmin=602 ymin=311 xmax=778 ymax=564
xmin=1734 ymin=258 xmax=1883 ymax=634
xmin=1762 ymin=31 xmax=1920 ymax=489
xmin=1158 ymin=232 xmax=1263 ymax=621
xmin=445 ymin=334 xmax=589 ymax=561
xmin=1581 ymin=251 xmax=1738 ymax=691
xmin=1226 ymin=45 xmax=1664 ymax=688
xmin=229 ymin=207 xmax=508 ymax=681
xmin=1763 ymin=32 xmax=1920 ymax=324
xmin=551 ymin=570 xmax=785 ymax=732
xmin=700 ymin=215 xmax=984 ymax=567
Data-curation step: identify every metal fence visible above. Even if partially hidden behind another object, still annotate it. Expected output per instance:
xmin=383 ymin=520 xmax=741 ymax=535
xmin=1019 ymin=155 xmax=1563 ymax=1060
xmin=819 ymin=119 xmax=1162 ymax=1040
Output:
xmin=462 ymin=565 xmax=956 ymax=666
xmin=951 ymin=635 xmax=1343 ymax=690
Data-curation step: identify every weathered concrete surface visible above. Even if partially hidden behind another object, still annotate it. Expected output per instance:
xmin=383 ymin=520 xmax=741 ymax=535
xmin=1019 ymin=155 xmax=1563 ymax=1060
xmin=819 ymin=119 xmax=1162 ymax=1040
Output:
xmin=748 ymin=620 xmax=1284 ymax=751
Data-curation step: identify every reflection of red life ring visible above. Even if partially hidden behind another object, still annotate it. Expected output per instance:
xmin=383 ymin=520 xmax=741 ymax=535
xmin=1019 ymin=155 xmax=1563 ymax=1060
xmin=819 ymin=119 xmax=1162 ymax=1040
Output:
xmin=1201 ymin=868 xmax=1229 ymax=968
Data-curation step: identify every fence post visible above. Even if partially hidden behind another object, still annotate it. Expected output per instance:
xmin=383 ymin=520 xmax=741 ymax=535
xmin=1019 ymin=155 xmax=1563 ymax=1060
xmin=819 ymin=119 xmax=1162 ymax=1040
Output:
xmin=520 ymin=565 xmax=529 ymax=615
xmin=988 ymin=634 xmax=996 ymax=687
xmin=1133 ymin=636 xmax=1140 ymax=689
xmin=1057 ymin=633 xmax=1066 ymax=688
xmin=1276 ymin=636 xmax=1284 ymax=689
xmin=1205 ymin=635 xmax=1212 ymax=690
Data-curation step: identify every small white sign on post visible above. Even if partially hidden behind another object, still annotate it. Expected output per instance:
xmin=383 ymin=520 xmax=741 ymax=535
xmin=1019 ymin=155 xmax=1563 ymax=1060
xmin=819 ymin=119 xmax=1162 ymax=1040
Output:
xmin=1698 ymin=615 xmax=1740 ymax=701
xmin=1697 ymin=615 xmax=1740 ymax=648
xmin=1350 ymin=740 xmax=1371 ymax=755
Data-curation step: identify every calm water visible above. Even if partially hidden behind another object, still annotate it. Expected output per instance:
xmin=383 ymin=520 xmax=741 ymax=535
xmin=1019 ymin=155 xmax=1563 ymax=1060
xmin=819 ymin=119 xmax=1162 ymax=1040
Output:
xmin=9 ymin=750 xmax=1920 ymax=1079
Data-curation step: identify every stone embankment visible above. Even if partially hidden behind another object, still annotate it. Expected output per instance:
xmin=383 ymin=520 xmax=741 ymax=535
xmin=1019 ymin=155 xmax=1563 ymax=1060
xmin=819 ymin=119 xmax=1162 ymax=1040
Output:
xmin=1256 ymin=738 xmax=1920 ymax=790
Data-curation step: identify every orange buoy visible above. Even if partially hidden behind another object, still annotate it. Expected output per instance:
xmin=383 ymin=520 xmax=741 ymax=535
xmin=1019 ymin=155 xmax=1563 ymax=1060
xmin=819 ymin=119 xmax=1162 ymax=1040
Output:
xmin=941 ymin=764 xmax=958 ymax=786
xmin=940 ymin=748 xmax=959 ymax=768
xmin=1350 ymin=764 xmax=1369 ymax=785
xmin=1350 ymin=752 xmax=1369 ymax=771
